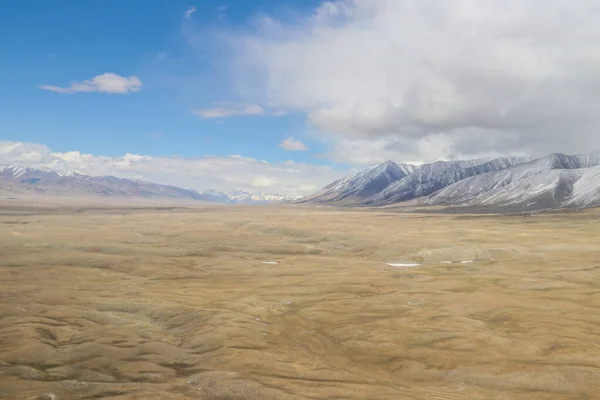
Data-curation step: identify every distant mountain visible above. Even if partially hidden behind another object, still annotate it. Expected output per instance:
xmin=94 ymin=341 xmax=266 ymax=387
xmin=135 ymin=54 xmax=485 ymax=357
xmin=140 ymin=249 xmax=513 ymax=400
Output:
xmin=9 ymin=151 xmax=600 ymax=212
xmin=227 ymin=190 xmax=304 ymax=204
xmin=0 ymin=164 xmax=231 ymax=202
xmin=0 ymin=165 xmax=300 ymax=204
xmin=419 ymin=152 xmax=600 ymax=211
xmin=364 ymin=156 xmax=531 ymax=206
xmin=297 ymin=160 xmax=417 ymax=204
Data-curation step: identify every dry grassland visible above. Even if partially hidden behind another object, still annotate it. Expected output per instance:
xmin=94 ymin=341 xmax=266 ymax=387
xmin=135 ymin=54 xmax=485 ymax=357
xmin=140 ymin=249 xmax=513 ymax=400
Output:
xmin=1 ymin=200 xmax=600 ymax=399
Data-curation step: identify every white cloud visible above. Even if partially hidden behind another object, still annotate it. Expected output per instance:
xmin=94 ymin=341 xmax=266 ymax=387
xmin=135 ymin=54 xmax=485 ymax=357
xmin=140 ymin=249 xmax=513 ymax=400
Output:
xmin=231 ymin=0 xmax=600 ymax=162
xmin=192 ymin=103 xmax=265 ymax=118
xmin=0 ymin=141 xmax=346 ymax=195
xmin=191 ymin=103 xmax=290 ymax=119
xmin=252 ymin=175 xmax=273 ymax=188
xmin=0 ymin=141 xmax=51 ymax=163
xmin=38 ymin=73 xmax=142 ymax=94
xmin=322 ymin=132 xmax=529 ymax=166
xmin=280 ymin=137 xmax=308 ymax=151
xmin=184 ymin=6 xmax=197 ymax=19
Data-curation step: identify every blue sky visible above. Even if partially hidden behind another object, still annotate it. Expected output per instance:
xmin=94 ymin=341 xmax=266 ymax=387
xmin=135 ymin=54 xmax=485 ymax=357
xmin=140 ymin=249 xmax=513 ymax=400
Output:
xmin=0 ymin=0 xmax=327 ymax=164
xmin=2 ymin=1 xmax=599 ymax=193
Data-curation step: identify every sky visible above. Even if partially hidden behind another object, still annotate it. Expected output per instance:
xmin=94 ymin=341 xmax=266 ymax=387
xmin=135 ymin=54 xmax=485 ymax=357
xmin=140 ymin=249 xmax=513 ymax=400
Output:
xmin=3 ymin=0 xmax=600 ymax=194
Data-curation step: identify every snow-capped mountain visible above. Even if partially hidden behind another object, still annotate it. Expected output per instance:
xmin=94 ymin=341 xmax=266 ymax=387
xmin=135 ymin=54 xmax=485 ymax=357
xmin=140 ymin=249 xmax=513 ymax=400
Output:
xmin=419 ymin=152 xmax=600 ymax=210
xmin=7 ymin=152 xmax=600 ymax=211
xmin=364 ymin=156 xmax=531 ymax=206
xmin=297 ymin=160 xmax=417 ymax=204
xmin=301 ymin=151 xmax=600 ymax=212
xmin=0 ymin=165 xmax=300 ymax=204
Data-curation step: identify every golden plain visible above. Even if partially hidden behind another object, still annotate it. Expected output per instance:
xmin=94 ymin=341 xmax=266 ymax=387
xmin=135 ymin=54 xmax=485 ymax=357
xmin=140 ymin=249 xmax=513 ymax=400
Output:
xmin=2 ymin=199 xmax=600 ymax=399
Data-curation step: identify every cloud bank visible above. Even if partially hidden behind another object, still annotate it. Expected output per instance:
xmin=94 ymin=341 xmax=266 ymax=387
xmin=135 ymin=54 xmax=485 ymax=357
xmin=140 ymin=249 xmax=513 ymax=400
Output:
xmin=0 ymin=141 xmax=344 ymax=195
xmin=233 ymin=0 xmax=600 ymax=163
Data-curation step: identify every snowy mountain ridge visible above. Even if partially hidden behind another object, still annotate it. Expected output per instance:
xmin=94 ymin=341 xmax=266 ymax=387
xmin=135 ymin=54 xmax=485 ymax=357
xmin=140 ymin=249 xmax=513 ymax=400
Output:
xmin=300 ymin=151 xmax=600 ymax=212
xmin=365 ymin=156 xmax=532 ymax=206
xmin=418 ymin=152 xmax=600 ymax=211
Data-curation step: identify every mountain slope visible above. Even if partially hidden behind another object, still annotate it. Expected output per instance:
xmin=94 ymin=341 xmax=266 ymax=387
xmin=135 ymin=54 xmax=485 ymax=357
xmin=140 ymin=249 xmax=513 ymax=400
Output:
xmin=297 ymin=160 xmax=417 ymax=204
xmin=566 ymin=165 xmax=600 ymax=208
xmin=419 ymin=152 xmax=600 ymax=210
xmin=364 ymin=156 xmax=531 ymax=206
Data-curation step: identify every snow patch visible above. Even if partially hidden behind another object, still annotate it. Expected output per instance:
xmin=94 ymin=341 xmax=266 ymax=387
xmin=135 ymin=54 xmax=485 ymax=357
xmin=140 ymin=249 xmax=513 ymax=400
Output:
xmin=442 ymin=258 xmax=495 ymax=264
xmin=261 ymin=261 xmax=279 ymax=265
xmin=387 ymin=262 xmax=421 ymax=267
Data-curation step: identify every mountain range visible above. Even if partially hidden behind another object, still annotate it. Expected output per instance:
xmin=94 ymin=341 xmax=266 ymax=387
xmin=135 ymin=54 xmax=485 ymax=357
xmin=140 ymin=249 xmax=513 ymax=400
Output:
xmin=0 ymin=165 xmax=302 ymax=204
xmin=6 ymin=151 xmax=600 ymax=212
xmin=299 ymin=152 xmax=600 ymax=212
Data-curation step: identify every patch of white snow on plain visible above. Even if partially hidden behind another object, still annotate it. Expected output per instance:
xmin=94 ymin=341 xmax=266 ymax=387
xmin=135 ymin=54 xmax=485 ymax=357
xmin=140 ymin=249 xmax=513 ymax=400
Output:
xmin=387 ymin=262 xmax=421 ymax=267
xmin=441 ymin=260 xmax=469 ymax=264
xmin=443 ymin=258 xmax=495 ymax=264
xmin=261 ymin=261 xmax=279 ymax=265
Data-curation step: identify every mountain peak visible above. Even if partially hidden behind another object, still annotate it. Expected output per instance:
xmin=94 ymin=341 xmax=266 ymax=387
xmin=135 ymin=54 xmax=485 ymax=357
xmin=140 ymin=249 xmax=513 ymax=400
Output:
xmin=378 ymin=160 xmax=397 ymax=168
xmin=297 ymin=160 xmax=415 ymax=204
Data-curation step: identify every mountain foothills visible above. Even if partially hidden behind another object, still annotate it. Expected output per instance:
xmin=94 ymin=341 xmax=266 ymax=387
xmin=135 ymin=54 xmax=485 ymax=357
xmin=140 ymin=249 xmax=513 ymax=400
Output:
xmin=300 ymin=152 xmax=600 ymax=212
xmin=0 ymin=165 xmax=302 ymax=204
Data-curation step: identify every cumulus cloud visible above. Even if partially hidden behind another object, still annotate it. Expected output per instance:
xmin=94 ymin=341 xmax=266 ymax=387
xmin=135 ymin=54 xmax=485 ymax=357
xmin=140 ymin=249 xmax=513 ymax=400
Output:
xmin=0 ymin=141 xmax=51 ymax=163
xmin=280 ymin=137 xmax=308 ymax=151
xmin=232 ymin=0 xmax=600 ymax=163
xmin=0 ymin=141 xmax=344 ymax=195
xmin=38 ymin=73 xmax=142 ymax=94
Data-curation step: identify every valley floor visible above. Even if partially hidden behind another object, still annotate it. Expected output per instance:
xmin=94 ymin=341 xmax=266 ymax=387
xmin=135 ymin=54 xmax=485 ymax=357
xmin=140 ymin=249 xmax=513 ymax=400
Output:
xmin=1 ymin=199 xmax=600 ymax=399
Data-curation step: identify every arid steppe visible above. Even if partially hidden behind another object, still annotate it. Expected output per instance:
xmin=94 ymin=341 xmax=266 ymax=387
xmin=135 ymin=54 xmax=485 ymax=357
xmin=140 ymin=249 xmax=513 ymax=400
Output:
xmin=2 ymin=199 xmax=600 ymax=399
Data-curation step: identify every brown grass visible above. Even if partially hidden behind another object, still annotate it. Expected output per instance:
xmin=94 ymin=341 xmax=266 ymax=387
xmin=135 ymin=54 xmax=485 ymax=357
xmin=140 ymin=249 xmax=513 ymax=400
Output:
xmin=1 ymin=199 xmax=600 ymax=399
